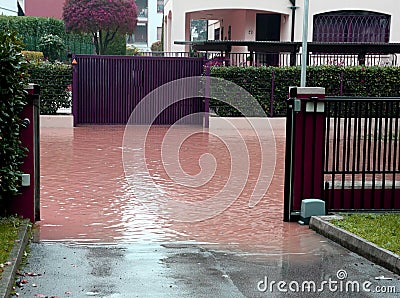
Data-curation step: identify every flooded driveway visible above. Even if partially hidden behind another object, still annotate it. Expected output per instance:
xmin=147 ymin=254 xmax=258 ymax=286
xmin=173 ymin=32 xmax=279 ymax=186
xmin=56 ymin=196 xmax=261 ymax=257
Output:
xmin=39 ymin=118 xmax=320 ymax=252
xmin=16 ymin=118 xmax=399 ymax=298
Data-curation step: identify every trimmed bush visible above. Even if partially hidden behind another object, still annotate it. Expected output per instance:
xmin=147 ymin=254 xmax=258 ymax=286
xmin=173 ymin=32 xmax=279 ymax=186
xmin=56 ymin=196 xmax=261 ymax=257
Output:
xmin=21 ymin=51 xmax=44 ymax=62
xmin=151 ymin=40 xmax=162 ymax=52
xmin=26 ymin=62 xmax=72 ymax=114
xmin=21 ymin=62 xmax=400 ymax=117
xmin=38 ymin=34 xmax=66 ymax=61
xmin=0 ymin=15 xmax=65 ymax=40
xmin=126 ymin=45 xmax=142 ymax=56
xmin=0 ymin=31 xmax=28 ymax=199
xmin=210 ymin=66 xmax=400 ymax=116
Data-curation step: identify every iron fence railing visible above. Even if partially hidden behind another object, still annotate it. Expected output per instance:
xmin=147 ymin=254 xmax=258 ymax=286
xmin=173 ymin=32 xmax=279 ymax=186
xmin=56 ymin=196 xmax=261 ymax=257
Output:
xmin=313 ymin=12 xmax=390 ymax=43
xmin=139 ymin=51 xmax=399 ymax=67
xmin=138 ymin=51 xmax=195 ymax=58
xmin=307 ymin=53 xmax=397 ymax=66
xmin=23 ymin=34 xmax=95 ymax=61
xmin=323 ymin=97 xmax=400 ymax=210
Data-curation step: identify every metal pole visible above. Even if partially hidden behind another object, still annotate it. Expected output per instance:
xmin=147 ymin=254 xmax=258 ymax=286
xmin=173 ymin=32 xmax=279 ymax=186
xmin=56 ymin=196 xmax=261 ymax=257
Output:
xmin=289 ymin=0 xmax=297 ymax=42
xmin=34 ymin=87 xmax=40 ymax=222
xmin=204 ymin=64 xmax=210 ymax=129
xmin=300 ymin=0 xmax=309 ymax=87
xmin=284 ymin=89 xmax=297 ymax=222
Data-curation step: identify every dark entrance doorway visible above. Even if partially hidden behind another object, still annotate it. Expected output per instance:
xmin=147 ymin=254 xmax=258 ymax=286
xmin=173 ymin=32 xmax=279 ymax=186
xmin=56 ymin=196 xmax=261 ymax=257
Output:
xmin=256 ymin=14 xmax=281 ymax=41
xmin=256 ymin=14 xmax=281 ymax=66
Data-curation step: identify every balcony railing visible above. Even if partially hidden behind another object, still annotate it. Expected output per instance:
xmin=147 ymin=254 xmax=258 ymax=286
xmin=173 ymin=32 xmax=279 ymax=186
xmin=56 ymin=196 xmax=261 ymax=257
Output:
xmin=138 ymin=51 xmax=399 ymax=67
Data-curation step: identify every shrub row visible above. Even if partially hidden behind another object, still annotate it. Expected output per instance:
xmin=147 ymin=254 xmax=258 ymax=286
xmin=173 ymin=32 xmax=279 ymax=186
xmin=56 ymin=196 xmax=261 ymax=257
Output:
xmin=210 ymin=66 xmax=400 ymax=116
xmin=22 ymin=50 xmax=44 ymax=62
xmin=0 ymin=16 xmax=94 ymax=59
xmin=0 ymin=15 xmax=65 ymax=38
xmin=24 ymin=63 xmax=400 ymax=116
xmin=26 ymin=62 xmax=72 ymax=115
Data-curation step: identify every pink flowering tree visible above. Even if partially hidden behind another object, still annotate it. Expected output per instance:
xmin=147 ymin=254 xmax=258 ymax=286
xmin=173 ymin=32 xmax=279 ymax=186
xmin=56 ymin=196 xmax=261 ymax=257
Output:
xmin=63 ymin=0 xmax=138 ymax=55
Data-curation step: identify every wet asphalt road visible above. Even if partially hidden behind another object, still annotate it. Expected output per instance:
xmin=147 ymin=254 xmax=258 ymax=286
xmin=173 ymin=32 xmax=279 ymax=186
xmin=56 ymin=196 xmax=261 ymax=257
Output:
xmin=16 ymin=239 xmax=400 ymax=298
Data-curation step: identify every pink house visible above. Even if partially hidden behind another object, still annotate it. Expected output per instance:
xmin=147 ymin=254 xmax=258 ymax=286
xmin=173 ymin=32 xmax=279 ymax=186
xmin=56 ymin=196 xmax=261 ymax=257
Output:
xmin=25 ymin=0 xmax=65 ymax=19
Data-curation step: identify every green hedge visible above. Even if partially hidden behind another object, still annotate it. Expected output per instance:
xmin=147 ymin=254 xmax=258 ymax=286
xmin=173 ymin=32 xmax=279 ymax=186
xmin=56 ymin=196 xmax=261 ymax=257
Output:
xmin=0 ymin=31 xmax=28 ymax=199
xmin=210 ymin=66 xmax=400 ymax=116
xmin=0 ymin=16 xmax=94 ymax=60
xmin=26 ymin=62 xmax=72 ymax=114
xmin=22 ymin=63 xmax=400 ymax=116
xmin=0 ymin=15 xmax=65 ymax=38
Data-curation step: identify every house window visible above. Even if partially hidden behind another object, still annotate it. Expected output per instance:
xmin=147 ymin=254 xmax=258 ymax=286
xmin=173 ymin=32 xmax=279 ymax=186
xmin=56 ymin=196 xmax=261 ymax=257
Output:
xmin=190 ymin=20 xmax=207 ymax=41
xmin=126 ymin=23 xmax=148 ymax=44
xmin=214 ymin=28 xmax=220 ymax=40
xmin=157 ymin=0 xmax=164 ymax=13
xmin=313 ymin=11 xmax=390 ymax=43
xmin=136 ymin=0 xmax=148 ymax=18
xmin=157 ymin=27 xmax=162 ymax=40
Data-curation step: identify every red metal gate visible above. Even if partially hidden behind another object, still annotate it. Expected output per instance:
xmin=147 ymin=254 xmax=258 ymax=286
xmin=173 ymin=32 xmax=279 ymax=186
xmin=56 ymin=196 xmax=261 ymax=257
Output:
xmin=284 ymin=87 xmax=400 ymax=221
xmin=72 ymin=55 xmax=206 ymax=125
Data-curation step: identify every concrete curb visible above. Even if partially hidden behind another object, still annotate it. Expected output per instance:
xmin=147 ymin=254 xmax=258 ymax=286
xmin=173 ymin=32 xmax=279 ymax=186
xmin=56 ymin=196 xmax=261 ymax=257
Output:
xmin=309 ymin=215 xmax=400 ymax=275
xmin=0 ymin=221 xmax=31 ymax=298
xmin=40 ymin=115 xmax=73 ymax=128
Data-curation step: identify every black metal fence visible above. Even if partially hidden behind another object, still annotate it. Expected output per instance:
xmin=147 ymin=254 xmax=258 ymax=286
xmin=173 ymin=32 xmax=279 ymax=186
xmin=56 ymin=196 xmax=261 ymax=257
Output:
xmin=138 ymin=51 xmax=195 ymax=57
xmin=23 ymin=34 xmax=94 ymax=61
xmin=139 ymin=51 xmax=399 ymax=67
xmin=323 ymin=97 xmax=400 ymax=211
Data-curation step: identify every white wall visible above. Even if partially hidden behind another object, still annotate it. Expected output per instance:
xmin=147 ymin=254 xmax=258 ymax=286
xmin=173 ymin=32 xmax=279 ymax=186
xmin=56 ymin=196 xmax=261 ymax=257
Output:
xmin=164 ymin=0 xmax=172 ymax=51
xmin=131 ymin=0 xmax=163 ymax=51
xmin=147 ymin=0 xmax=163 ymax=50
xmin=165 ymin=0 xmax=400 ymax=52
xmin=208 ymin=20 xmax=219 ymax=40
xmin=0 ymin=0 xmax=18 ymax=15
xmin=165 ymin=0 xmax=294 ymax=51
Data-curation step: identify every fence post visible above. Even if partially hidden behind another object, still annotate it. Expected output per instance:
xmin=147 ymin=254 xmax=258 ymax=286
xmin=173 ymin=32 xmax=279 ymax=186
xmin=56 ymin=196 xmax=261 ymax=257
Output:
xmin=284 ymin=86 xmax=326 ymax=221
xmin=284 ymin=88 xmax=297 ymax=222
xmin=270 ymin=70 xmax=275 ymax=117
xmin=340 ymin=71 xmax=344 ymax=96
xmin=72 ymin=55 xmax=78 ymax=126
xmin=204 ymin=64 xmax=210 ymax=128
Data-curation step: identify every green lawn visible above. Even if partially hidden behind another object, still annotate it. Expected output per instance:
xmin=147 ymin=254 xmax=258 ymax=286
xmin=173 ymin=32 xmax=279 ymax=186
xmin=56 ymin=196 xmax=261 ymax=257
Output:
xmin=0 ymin=217 xmax=25 ymax=276
xmin=330 ymin=213 xmax=400 ymax=256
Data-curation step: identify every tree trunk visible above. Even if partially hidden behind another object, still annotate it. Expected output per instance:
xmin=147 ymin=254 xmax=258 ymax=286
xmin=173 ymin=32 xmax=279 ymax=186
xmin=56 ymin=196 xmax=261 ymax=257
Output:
xmin=99 ymin=30 xmax=103 ymax=55
xmin=103 ymin=28 xmax=119 ymax=55
xmin=92 ymin=32 xmax=100 ymax=55
xmin=94 ymin=29 xmax=119 ymax=55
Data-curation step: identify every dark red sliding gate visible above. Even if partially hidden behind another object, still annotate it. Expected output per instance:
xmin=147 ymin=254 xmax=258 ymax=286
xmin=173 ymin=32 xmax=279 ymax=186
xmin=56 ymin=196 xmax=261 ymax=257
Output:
xmin=323 ymin=97 xmax=400 ymax=211
xmin=284 ymin=87 xmax=400 ymax=221
xmin=72 ymin=55 xmax=206 ymax=125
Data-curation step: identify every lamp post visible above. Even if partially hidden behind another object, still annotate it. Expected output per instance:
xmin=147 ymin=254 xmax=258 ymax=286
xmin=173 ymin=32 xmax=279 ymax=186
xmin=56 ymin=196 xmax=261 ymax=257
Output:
xmin=288 ymin=0 xmax=297 ymax=42
xmin=300 ymin=0 xmax=309 ymax=87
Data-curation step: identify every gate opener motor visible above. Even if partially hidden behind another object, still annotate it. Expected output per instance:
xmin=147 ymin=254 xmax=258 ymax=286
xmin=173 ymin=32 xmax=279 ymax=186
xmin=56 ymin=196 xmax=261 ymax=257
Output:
xmin=298 ymin=198 xmax=326 ymax=225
